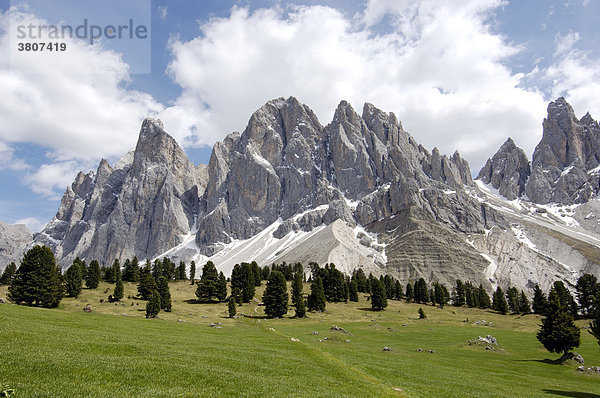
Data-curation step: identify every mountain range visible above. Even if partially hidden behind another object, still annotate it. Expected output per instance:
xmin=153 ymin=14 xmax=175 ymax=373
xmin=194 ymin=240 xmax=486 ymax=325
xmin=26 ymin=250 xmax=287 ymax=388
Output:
xmin=2 ymin=97 xmax=600 ymax=295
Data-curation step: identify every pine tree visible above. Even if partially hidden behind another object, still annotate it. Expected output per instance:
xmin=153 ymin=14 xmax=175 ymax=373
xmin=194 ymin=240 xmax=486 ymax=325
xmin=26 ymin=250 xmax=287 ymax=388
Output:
xmin=228 ymin=295 xmax=237 ymax=318
xmin=537 ymin=289 xmax=580 ymax=359
xmin=405 ymin=282 xmax=414 ymax=302
xmin=292 ymin=271 xmax=307 ymax=318
xmin=492 ymin=287 xmax=508 ymax=315
xmin=352 ymin=269 xmax=368 ymax=293
xmin=434 ymin=283 xmax=446 ymax=308
xmin=0 ymin=262 xmax=17 ymax=285
xmin=454 ymin=279 xmax=466 ymax=306
xmin=589 ymin=291 xmax=600 ymax=348
xmin=189 ymin=260 xmax=196 ymax=285
xmin=85 ymin=260 xmax=101 ymax=289
xmin=477 ymin=284 xmax=491 ymax=309
xmin=64 ymin=262 xmax=83 ymax=298
xmin=157 ymin=276 xmax=172 ymax=311
xmin=370 ymin=278 xmax=388 ymax=311
xmin=137 ymin=262 xmax=157 ymax=300
xmin=349 ymin=280 xmax=359 ymax=302
xmin=251 ymin=261 xmax=262 ymax=287
xmin=532 ymin=284 xmax=548 ymax=315
xmin=418 ymin=307 xmax=427 ymax=319
xmin=216 ymin=272 xmax=227 ymax=302
xmin=8 ymin=245 xmax=63 ymax=308
xmin=576 ymin=274 xmax=598 ymax=318
xmin=520 ymin=290 xmax=531 ymax=314
xmin=108 ymin=259 xmax=120 ymax=284
xmin=196 ymin=261 xmax=220 ymax=302
xmin=113 ymin=267 xmax=124 ymax=302
xmin=414 ymin=278 xmax=428 ymax=304
xmin=551 ymin=281 xmax=579 ymax=318
xmin=103 ymin=265 xmax=115 ymax=284
xmin=394 ymin=280 xmax=403 ymax=300
xmin=307 ymin=276 xmax=326 ymax=312
xmin=178 ymin=261 xmax=187 ymax=280
xmin=262 ymin=270 xmax=288 ymax=318
xmin=123 ymin=257 xmax=140 ymax=282
xmin=507 ymin=286 xmax=520 ymax=314
xmin=146 ymin=290 xmax=161 ymax=318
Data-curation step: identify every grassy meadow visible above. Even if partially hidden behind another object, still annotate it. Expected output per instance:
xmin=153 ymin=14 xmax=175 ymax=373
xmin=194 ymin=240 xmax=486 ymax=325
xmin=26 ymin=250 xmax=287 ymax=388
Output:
xmin=0 ymin=281 xmax=599 ymax=397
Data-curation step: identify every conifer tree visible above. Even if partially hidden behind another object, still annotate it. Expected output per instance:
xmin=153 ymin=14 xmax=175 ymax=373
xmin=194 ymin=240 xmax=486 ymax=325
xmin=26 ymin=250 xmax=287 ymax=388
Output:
xmin=477 ymin=284 xmax=491 ymax=309
xmin=434 ymin=283 xmax=446 ymax=308
xmin=454 ymin=279 xmax=466 ymax=306
xmin=418 ymin=307 xmax=427 ymax=319
xmin=146 ymin=290 xmax=161 ymax=318
xmin=109 ymin=259 xmax=120 ymax=284
xmin=216 ymin=271 xmax=227 ymax=302
xmin=551 ymin=281 xmax=579 ymax=318
xmin=520 ymin=290 xmax=531 ymax=314
xmin=414 ymin=278 xmax=428 ymax=304
xmin=157 ymin=276 xmax=172 ymax=311
xmin=228 ymin=295 xmax=237 ymax=318
xmin=262 ymin=270 xmax=288 ymax=318
xmin=112 ymin=267 xmax=124 ymax=302
xmin=405 ymin=282 xmax=414 ymax=302
xmin=307 ymin=276 xmax=326 ymax=312
xmin=349 ymin=280 xmax=359 ymax=302
xmin=394 ymin=280 xmax=403 ymax=300
xmin=196 ymin=261 xmax=220 ymax=302
xmin=64 ymin=261 xmax=83 ymax=297
xmin=178 ymin=261 xmax=187 ymax=280
xmin=507 ymin=286 xmax=521 ymax=314
xmin=291 ymin=271 xmax=307 ymax=318
xmin=251 ymin=261 xmax=262 ymax=286
xmin=8 ymin=245 xmax=63 ymax=308
xmin=0 ymin=262 xmax=17 ymax=285
xmin=370 ymin=278 xmax=388 ymax=311
xmin=85 ymin=260 xmax=101 ymax=289
xmin=123 ymin=257 xmax=140 ymax=282
xmin=189 ymin=260 xmax=196 ymax=285
xmin=532 ymin=284 xmax=548 ymax=315
xmin=537 ymin=289 xmax=580 ymax=359
xmin=492 ymin=286 xmax=508 ymax=315
xmin=103 ymin=264 xmax=115 ymax=284
xmin=590 ymin=291 xmax=600 ymax=348
xmin=352 ymin=269 xmax=368 ymax=293
xmin=137 ymin=262 xmax=157 ymax=300
xmin=575 ymin=274 xmax=598 ymax=318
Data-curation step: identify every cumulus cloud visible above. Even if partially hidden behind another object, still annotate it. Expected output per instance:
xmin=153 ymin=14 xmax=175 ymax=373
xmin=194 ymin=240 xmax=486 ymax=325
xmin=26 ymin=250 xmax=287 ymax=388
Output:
xmin=545 ymin=38 xmax=600 ymax=120
xmin=0 ymin=141 xmax=29 ymax=171
xmin=167 ymin=1 xmax=547 ymax=172
xmin=0 ymin=8 xmax=166 ymax=198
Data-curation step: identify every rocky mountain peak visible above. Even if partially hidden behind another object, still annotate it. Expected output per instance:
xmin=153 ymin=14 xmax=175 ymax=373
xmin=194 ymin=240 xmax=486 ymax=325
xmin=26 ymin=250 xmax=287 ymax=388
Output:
xmin=526 ymin=98 xmax=600 ymax=204
xmin=477 ymin=137 xmax=530 ymax=200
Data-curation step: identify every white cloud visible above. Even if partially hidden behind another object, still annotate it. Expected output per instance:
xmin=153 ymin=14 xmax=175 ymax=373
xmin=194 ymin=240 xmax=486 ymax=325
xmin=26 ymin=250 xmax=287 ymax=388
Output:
xmin=158 ymin=6 xmax=168 ymax=19
xmin=0 ymin=8 xmax=167 ymax=198
xmin=0 ymin=141 xmax=29 ymax=171
xmin=14 ymin=217 xmax=47 ymax=232
xmin=554 ymin=31 xmax=580 ymax=56
xmin=167 ymin=2 xmax=547 ymax=172
xmin=545 ymin=42 xmax=600 ymax=121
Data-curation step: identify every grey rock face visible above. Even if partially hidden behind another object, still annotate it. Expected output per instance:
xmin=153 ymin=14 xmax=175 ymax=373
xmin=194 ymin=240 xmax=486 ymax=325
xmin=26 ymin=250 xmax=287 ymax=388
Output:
xmin=477 ymin=138 xmax=530 ymax=200
xmin=34 ymin=118 xmax=206 ymax=266
xmin=526 ymin=98 xmax=600 ymax=204
xmin=0 ymin=220 xmax=32 ymax=269
xmin=195 ymin=97 xmax=496 ymax=255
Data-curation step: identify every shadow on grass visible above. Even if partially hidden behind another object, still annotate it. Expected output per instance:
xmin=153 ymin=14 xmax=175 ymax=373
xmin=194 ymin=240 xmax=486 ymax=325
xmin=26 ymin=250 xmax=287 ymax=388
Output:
xmin=516 ymin=358 xmax=580 ymax=366
xmin=542 ymin=390 xmax=600 ymax=398
xmin=357 ymin=307 xmax=383 ymax=312
xmin=183 ymin=299 xmax=224 ymax=305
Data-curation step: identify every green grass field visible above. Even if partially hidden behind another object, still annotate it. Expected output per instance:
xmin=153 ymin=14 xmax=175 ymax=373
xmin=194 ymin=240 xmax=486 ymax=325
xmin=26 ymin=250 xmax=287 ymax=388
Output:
xmin=1 ymin=281 xmax=599 ymax=397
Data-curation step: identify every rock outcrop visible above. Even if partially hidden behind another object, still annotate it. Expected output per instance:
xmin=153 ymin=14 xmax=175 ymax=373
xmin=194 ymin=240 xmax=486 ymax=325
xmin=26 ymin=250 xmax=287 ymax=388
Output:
xmin=477 ymin=138 xmax=530 ymax=200
xmin=0 ymin=221 xmax=32 ymax=269
xmin=34 ymin=118 xmax=207 ymax=266
xmin=526 ymin=98 xmax=600 ymax=204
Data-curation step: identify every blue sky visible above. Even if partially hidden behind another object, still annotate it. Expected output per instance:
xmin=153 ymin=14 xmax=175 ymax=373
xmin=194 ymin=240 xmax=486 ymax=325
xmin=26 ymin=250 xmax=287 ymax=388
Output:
xmin=0 ymin=0 xmax=599 ymax=231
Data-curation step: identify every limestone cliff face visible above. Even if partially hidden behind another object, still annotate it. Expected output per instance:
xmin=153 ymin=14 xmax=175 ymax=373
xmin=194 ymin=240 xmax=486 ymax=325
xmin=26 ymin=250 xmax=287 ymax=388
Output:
xmin=34 ymin=118 xmax=207 ymax=266
xmin=477 ymin=138 xmax=530 ymax=200
xmin=195 ymin=97 xmax=491 ymax=255
xmin=0 ymin=221 xmax=32 ymax=270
